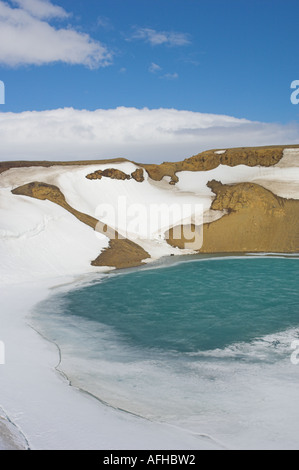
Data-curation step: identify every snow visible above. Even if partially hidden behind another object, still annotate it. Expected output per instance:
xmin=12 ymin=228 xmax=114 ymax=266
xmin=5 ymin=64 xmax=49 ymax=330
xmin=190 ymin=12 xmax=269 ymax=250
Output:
xmin=176 ymin=152 xmax=299 ymax=201
xmin=0 ymin=188 xmax=109 ymax=285
xmin=1 ymin=152 xmax=298 ymax=281
xmin=1 ymin=152 xmax=298 ymax=278
xmin=0 ymin=162 xmax=207 ymax=264
xmin=0 ymin=149 xmax=298 ymax=450
xmin=276 ymin=148 xmax=299 ymax=167
xmin=54 ymin=163 xmax=206 ymax=244
xmin=0 ymin=413 xmax=28 ymax=450
xmin=0 ymin=162 xmax=221 ymax=449
xmin=0 ymin=281 xmax=221 ymax=450
xmin=3 ymin=152 xmax=298 ymax=280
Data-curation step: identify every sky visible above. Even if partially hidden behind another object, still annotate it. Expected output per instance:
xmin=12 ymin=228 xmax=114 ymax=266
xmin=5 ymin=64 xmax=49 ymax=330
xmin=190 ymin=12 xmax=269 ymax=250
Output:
xmin=0 ymin=0 xmax=299 ymax=162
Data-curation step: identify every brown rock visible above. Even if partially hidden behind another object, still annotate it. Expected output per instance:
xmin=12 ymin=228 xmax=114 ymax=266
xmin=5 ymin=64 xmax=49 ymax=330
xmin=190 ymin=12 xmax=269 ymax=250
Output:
xmin=166 ymin=182 xmax=299 ymax=253
xmin=140 ymin=145 xmax=295 ymax=185
xmin=86 ymin=168 xmax=131 ymax=180
xmin=11 ymin=181 xmax=150 ymax=269
xmin=131 ymin=168 xmax=144 ymax=182
xmin=91 ymin=238 xmax=150 ymax=269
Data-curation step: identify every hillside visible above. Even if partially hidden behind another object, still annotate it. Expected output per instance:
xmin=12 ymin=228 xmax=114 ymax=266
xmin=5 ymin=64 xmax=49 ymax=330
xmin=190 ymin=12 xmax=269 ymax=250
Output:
xmin=0 ymin=145 xmax=299 ymax=282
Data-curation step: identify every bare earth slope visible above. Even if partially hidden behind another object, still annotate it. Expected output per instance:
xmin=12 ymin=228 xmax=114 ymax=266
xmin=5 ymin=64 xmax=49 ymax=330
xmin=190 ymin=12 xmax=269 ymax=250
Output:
xmin=141 ymin=145 xmax=299 ymax=184
xmin=1 ymin=144 xmax=299 ymax=273
xmin=166 ymin=180 xmax=299 ymax=253
xmin=11 ymin=182 xmax=150 ymax=269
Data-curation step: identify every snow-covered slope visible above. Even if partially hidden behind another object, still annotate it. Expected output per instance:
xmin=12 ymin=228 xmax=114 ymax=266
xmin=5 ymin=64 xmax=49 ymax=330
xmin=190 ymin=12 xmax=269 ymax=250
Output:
xmin=0 ymin=146 xmax=299 ymax=450
xmin=0 ymin=147 xmax=299 ymax=284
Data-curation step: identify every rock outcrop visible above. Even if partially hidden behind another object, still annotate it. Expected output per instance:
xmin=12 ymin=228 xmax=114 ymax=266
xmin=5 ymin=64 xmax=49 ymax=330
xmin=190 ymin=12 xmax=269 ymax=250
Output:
xmin=5 ymin=144 xmax=299 ymax=271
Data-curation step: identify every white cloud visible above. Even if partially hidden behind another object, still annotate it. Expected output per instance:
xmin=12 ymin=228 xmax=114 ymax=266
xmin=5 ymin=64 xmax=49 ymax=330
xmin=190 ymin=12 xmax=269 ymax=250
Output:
xmin=0 ymin=107 xmax=298 ymax=163
xmin=130 ymin=28 xmax=190 ymax=46
xmin=12 ymin=0 xmax=68 ymax=19
xmin=97 ymin=15 xmax=113 ymax=30
xmin=161 ymin=72 xmax=178 ymax=80
xmin=0 ymin=1 xmax=112 ymax=67
xmin=149 ymin=62 xmax=162 ymax=73
xmin=149 ymin=64 xmax=178 ymax=80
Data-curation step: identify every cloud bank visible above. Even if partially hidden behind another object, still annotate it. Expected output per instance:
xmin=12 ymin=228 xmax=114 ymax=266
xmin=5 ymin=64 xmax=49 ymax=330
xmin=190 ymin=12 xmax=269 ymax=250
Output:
xmin=0 ymin=0 xmax=112 ymax=67
xmin=0 ymin=107 xmax=298 ymax=163
xmin=129 ymin=28 xmax=190 ymax=46
xmin=12 ymin=0 xmax=68 ymax=19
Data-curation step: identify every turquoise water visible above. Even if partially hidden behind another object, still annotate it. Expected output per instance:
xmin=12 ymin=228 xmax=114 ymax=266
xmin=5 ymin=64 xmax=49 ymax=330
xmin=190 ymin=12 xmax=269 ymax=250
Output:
xmin=63 ymin=257 xmax=299 ymax=353
xmin=33 ymin=256 xmax=299 ymax=449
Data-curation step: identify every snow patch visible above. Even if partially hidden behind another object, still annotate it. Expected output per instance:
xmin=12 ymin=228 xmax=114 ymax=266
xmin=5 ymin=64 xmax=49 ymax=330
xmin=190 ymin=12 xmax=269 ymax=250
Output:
xmin=176 ymin=161 xmax=299 ymax=200
xmin=0 ymin=188 xmax=109 ymax=285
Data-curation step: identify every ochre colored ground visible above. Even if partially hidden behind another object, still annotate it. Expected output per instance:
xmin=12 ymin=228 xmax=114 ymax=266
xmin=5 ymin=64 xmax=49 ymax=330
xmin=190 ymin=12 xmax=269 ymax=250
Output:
xmin=86 ymin=167 xmax=144 ymax=182
xmin=11 ymin=182 xmax=150 ymax=269
xmin=141 ymin=145 xmax=298 ymax=184
xmin=6 ymin=144 xmax=299 ymax=268
xmin=166 ymin=181 xmax=299 ymax=253
xmin=2 ymin=145 xmax=299 ymax=181
xmin=0 ymin=157 xmax=128 ymax=175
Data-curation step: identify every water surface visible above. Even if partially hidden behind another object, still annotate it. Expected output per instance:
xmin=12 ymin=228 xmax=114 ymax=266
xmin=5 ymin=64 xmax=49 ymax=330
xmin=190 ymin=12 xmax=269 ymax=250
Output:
xmin=33 ymin=256 xmax=299 ymax=449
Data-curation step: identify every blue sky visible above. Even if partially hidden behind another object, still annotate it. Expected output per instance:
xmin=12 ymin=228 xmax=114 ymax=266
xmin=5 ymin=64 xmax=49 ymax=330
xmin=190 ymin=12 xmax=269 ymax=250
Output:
xmin=0 ymin=0 xmax=299 ymax=162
